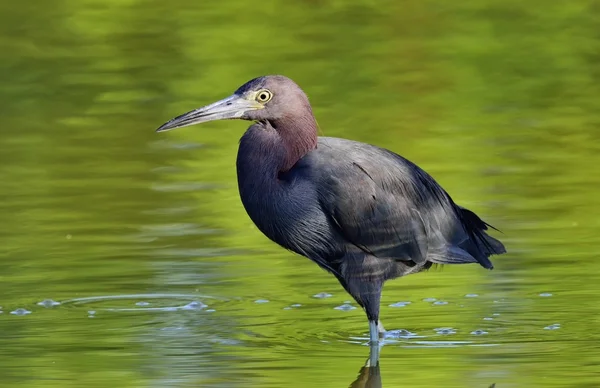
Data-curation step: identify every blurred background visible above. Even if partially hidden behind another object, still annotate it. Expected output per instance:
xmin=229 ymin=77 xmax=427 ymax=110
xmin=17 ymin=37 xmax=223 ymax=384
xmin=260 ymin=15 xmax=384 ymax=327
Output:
xmin=1 ymin=0 xmax=599 ymax=387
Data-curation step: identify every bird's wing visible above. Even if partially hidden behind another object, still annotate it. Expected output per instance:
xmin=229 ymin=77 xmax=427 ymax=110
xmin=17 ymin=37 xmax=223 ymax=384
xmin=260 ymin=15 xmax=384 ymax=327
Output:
xmin=313 ymin=137 xmax=502 ymax=269
xmin=315 ymin=146 xmax=450 ymax=265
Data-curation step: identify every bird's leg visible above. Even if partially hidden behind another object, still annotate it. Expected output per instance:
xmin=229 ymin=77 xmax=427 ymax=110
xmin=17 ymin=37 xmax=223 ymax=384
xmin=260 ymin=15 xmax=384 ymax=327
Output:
xmin=369 ymin=320 xmax=379 ymax=344
xmin=338 ymin=253 xmax=385 ymax=364
xmin=368 ymin=320 xmax=380 ymax=366
xmin=348 ymin=279 xmax=383 ymax=365
xmin=367 ymin=330 xmax=383 ymax=367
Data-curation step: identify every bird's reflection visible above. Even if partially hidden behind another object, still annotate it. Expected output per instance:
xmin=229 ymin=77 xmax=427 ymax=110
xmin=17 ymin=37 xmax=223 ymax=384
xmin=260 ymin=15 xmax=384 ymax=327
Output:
xmin=347 ymin=343 xmax=496 ymax=388
xmin=349 ymin=344 xmax=382 ymax=388
xmin=349 ymin=360 xmax=381 ymax=388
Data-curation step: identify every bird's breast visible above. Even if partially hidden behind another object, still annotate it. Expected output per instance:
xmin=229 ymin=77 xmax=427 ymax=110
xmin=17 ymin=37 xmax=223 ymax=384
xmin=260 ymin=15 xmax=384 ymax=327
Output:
xmin=237 ymin=170 xmax=337 ymax=259
xmin=235 ymin=129 xmax=340 ymax=259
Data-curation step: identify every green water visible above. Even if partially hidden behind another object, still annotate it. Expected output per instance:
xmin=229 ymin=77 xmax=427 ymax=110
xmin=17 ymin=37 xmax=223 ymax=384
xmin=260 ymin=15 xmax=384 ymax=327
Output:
xmin=1 ymin=1 xmax=599 ymax=387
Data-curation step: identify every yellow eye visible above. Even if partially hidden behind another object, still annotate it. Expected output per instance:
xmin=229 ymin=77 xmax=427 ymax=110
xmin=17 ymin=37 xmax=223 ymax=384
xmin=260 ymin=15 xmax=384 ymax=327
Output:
xmin=256 ymin=89 xmax=273 ymax=103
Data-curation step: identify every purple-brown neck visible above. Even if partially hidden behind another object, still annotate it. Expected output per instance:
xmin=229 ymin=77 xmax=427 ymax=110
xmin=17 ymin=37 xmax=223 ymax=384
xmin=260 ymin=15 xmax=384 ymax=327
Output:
xmin=270 ymin=112 xmax=318 ymax=172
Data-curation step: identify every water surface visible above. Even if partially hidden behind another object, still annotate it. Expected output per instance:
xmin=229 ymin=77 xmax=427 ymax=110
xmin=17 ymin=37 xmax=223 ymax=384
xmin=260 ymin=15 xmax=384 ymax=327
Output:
xmin=1 ymin=1 xmax=599 ymax=387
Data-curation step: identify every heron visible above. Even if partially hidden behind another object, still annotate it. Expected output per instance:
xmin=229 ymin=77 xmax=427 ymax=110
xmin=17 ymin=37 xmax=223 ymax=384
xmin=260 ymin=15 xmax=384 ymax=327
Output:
xmin=156 ymin=75 xmax=506 ymax=364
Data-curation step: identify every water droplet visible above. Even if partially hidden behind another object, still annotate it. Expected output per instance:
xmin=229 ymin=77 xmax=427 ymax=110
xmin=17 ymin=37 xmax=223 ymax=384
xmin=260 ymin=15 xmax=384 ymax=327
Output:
xmin=88 ymin=310 xmax=96 ymax=315
xmin=492 ymin=313 xmax=500 ymax=316
xmin=544 ymin=323 xmax=560 ymax=330
xmin=384 ymin=329 xmax=418 ymax=339
xmin=435 ymin=327 xmax=456 ymax=335
xmin=334 ymin=303 xmax=357 ymax=311
xmin=291 ymin=303 xmax=302 ymax=308
xmin=483 ymin=317 xmax=493 ymax=321
xmin=37 ymin=299 xmax=60 ymax=308
xmin=433 ymin=301 xmax=448 ymax=305
xmin=313 ymin=292 xmax=332 ymax=299
xmin=254 ymin=299 xmax=269 ymax=304
xmin=389 ymin=302 xmax=409 ymax=308
xmin=539 ymin=293 xmax=553 ymax=297
xmin=135 ymin=301 xmax=150 ymax=306
xmin=471 ymin=329 xmax=488 ymax=335
xmin=182 ymin=301 xmax=207 ymax=310
xmin=206 ymin=309 xmax=216 ymax=313
xmin=423 ymin=297 xmax=437 ymax=302
xmin=465 ymin=294 xmax=479 ymax=298
xmin=10 ymin=308 xmax=31 ymax=316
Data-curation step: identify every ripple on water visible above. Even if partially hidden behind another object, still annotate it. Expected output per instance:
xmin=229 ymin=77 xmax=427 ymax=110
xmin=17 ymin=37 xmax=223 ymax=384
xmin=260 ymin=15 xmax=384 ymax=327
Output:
xmin=433 ymin=301 xmax=448 ymax=306
xmin=254 ymin=299 xmax=269 ymax=304
xmin=37 ymin=299 xmax=60 ymax=308
xmin=384 ymin=329 xmax=420 ymax=339
xmin=407 ymin=340 xmax=473 ymax=348
xmin=334 ymin=303 xmax=357 ymax=311
xmin=389 ymin=301 xmax=411 ymax=308
xmin=312 ymin=292 xmax=333 ymax=299
xmin=182 ymin=301 xmax=207 ymax=310
xmin=544 ymin=323 xmax=561 ymax=330
xmin=471 ymin=329 xmax=489 ymax=335
xmin=10 ymin=308 xmax=31 ymax=316
xmin=422 ymin=297 xmax=437 ymax=302
xmin=434 ymin=327 xmax=456 ymax=335
xmin=60 ymin=293 xmax=220 ymax=313
xmin=465 ymin=294 xmax=479 ymax=298
xmin=539 ymin=292 xmax=553 ymax=297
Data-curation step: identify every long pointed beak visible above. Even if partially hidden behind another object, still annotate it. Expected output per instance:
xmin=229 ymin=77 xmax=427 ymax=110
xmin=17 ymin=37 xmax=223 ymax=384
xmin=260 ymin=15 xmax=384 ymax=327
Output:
xmin=156 ymin=94 xmax=263 ymax=132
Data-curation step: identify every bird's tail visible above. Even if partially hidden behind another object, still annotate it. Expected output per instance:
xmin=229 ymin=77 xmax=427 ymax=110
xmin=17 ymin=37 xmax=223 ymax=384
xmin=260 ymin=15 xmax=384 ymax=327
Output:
xmin=480 ymin=233 xmax=506 ymax=256
xmin=456 ymin=207 xmax=507 ymax=269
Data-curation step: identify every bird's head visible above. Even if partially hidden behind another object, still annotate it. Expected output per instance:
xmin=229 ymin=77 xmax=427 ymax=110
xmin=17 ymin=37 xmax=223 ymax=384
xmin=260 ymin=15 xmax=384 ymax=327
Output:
xmin=156 ymin=75 xmax=312 ymax=132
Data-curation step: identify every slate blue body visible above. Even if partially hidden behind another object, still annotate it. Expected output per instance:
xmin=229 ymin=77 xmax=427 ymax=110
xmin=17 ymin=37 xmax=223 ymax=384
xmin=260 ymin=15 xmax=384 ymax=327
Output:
xmin=237 ymin=129 xmax=504 ymax=323
xmin=157 ymin=75 xmax=506 ymax=354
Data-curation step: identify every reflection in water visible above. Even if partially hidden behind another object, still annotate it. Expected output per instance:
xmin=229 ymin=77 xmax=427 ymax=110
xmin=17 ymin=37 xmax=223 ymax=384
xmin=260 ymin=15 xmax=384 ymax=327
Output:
xmin=350 ymin=342 xmax=383 ymax=388
xmin=349 ymin=362 xmax=495 ymax=388
xmin=349 ymin=362 xmax=381 ymax=388
xmin=347 ymin=359 xmax=496 ymax=388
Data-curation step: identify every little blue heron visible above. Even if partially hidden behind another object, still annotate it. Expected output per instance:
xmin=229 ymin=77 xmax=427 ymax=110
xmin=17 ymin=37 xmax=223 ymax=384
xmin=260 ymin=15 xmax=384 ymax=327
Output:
xmin=157 ymin=75 xmax=506 ymax=361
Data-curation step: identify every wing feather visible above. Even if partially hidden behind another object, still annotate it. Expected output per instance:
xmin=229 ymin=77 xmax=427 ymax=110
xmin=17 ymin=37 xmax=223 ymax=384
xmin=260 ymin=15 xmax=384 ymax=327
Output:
xmin=313 ymin=138 xmax=503 ymax=269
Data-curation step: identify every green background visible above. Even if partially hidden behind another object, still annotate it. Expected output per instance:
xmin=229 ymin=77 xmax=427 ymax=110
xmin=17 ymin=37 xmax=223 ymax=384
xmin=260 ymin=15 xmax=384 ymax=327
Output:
xmin=1 ymin=1 xmax=599 ymax=386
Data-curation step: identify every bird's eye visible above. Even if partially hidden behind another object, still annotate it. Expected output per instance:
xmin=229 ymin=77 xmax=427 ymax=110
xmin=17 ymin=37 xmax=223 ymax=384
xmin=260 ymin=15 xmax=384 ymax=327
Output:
xmin=256 ymin=90 xmax=273 ymax=103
